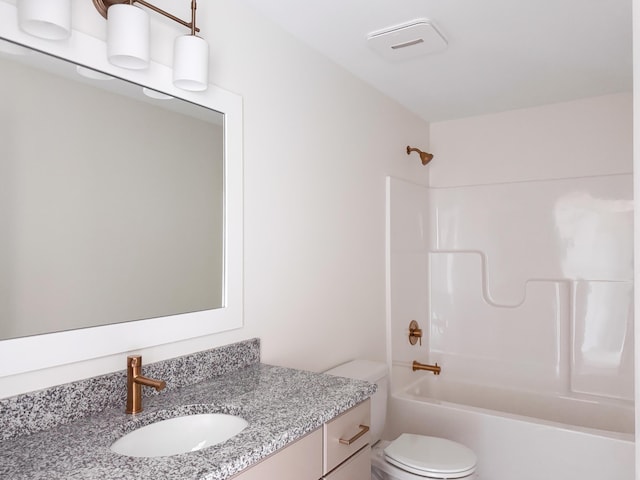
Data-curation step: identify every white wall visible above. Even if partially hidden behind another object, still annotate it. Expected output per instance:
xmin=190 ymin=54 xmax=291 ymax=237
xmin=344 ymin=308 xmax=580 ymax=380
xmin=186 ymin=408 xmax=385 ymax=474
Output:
xmin=209 ymin=0 xmax=430 ymax=370
xmin=429 ymin=93 xmax=632 ymax=187
xmin=633 ymin=1 xmax=640 ymax=476
xmin=0 ymin=0 xmax=430 ymax=397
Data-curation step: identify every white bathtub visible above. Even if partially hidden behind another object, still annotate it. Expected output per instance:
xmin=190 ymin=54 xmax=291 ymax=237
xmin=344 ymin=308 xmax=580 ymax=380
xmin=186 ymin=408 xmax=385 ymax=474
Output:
xmin=386 ymin=376 xmax=635 ymax=480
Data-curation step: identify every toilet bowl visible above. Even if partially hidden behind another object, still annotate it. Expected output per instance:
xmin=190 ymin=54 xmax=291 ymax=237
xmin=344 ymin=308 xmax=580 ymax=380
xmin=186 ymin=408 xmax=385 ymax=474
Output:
xmin=325 ymin=360 xmax=478 ymax=480
xmin=372 ymin=436 xmax=477 ymax=480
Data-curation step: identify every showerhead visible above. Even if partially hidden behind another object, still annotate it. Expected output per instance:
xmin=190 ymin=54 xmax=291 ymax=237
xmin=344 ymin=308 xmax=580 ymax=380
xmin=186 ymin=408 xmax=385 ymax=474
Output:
xmin=406 ymin=145 xmax=434 ymax=165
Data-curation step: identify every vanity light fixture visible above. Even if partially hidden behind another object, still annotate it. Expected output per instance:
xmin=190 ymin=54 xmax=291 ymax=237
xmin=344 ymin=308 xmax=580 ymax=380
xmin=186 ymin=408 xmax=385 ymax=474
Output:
xmin=0 ymin=39 xmax=33 ymax=56
xmin=142 ymin=87 xmax=174 ymax=100
xmin=17 ymin=0 xmax=72 ymax=41
xmin=15 ymin=0 xmax=209 ymax=91
xmin=105 ymin=2 xmax=150 ymax=70
xmin=76 ymin=65 xmax=115 ymax=81
xmin=93 ymin=0 xmax=209 ymax=91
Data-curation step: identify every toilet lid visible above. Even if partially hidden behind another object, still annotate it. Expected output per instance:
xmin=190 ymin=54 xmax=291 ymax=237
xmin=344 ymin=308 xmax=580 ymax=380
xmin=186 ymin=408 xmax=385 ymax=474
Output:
xmin=384 ymin=434 xmax=477 ymax=479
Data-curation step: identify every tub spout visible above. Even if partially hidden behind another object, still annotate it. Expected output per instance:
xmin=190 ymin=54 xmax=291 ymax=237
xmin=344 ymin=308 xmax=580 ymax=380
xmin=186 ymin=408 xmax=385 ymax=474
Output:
xmin=412 ymin=360 xmax=441 ymax=375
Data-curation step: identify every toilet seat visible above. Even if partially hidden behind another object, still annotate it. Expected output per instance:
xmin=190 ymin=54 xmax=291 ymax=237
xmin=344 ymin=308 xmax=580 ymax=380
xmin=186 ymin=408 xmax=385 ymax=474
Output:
xmin=383 ymin=434 xmax=477 ymax=479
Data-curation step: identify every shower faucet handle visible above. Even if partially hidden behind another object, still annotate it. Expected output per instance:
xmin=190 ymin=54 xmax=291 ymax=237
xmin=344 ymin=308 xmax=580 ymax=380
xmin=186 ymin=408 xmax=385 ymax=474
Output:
xmin=408 ymin=320 xmax=422 ymax=346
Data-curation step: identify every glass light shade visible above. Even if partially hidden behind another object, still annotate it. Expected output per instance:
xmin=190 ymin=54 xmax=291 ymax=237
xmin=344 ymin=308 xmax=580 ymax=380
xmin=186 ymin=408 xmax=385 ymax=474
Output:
xmin=142 ymin=87 xmax=174 ymax=100
xmin=76 ymin=66 xmax=114 ymax=81
xmin=107 ymin=4 xmax=149 ymax=70
xmin=17 ymin=0 xmax=71 ymax=40
xmin=173 ymin=35 xmax=209 ymax=92
xmin=0 ymin=39 xmax=33 ymax=56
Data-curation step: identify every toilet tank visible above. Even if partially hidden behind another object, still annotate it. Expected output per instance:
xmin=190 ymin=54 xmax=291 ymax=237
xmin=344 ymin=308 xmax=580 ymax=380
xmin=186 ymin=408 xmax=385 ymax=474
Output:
xmin=325 ymin=360 xmax=388 ymax=444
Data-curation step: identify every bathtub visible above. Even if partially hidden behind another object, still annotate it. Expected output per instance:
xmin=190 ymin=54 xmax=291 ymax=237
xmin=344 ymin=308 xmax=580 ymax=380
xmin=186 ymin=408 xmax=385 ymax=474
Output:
xmin=385 ymin=375 xmax=634 ymax=480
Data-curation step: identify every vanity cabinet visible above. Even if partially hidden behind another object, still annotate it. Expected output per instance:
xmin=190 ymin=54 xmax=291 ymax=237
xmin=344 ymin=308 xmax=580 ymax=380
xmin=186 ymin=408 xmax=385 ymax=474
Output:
xmin=322 ymin=446 xmax=371 ymax=480
xmin=323 ymin=399 xmax=371 ymax=478
xmin=232 ymin=399 xmax=371 ymax=480
xmin=231 ymin=428 xmax=323 ymax=480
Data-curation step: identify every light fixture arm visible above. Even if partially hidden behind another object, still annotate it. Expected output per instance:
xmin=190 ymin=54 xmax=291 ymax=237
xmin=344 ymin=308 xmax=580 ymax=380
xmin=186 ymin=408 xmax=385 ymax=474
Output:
xmin=93 ymin=0 xmax=200 ymax=34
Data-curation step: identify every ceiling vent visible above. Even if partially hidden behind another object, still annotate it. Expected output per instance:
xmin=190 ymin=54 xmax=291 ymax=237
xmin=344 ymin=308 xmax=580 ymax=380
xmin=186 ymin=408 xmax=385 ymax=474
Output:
xmin=367 ymin=19 xmax=447 ymax=61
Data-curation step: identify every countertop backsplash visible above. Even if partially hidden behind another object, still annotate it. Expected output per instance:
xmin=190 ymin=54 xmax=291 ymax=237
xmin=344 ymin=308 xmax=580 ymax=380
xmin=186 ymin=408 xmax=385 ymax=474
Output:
xmin=0 ymin=338 xmax=261 ymax=441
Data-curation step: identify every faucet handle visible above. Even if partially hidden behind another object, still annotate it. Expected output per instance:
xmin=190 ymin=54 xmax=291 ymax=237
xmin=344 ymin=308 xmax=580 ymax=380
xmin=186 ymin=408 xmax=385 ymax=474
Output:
xmin=408 ymin=320 xmax=423 ymax=346
xmin=127 ymin=355 xmax=142 ymax=368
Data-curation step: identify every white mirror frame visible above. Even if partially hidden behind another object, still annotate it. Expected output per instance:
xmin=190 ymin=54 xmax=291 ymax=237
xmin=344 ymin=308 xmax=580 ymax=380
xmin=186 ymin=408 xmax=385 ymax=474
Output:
xmin=0 ymin=2 xmax=243 ymax=377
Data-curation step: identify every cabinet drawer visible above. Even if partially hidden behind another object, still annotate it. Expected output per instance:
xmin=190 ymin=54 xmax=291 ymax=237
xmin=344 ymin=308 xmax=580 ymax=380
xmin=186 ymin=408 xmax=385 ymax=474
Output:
xmin=323 ymin=445 xmax=371 ymax=480
xmin=323 ymin=399 xmax=371 ymax=474
xmin=231 ymin=428 xmax=322 ymax=480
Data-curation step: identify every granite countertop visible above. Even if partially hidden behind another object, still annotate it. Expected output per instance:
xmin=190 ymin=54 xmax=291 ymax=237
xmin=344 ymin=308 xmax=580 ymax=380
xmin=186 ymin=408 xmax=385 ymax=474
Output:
xmin=0 ymin=362 xmax=375 ymax=480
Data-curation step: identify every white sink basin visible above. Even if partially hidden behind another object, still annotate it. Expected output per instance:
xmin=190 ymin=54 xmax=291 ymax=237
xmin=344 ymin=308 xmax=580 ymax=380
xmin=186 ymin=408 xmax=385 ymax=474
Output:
xmin=110 ymin=413 xmax=248 ymax=457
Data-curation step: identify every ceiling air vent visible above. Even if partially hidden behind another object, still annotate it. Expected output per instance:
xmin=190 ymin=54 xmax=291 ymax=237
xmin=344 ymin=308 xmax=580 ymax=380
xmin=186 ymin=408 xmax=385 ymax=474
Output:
xmin=367 ymin=19 xmax=447 ymax=61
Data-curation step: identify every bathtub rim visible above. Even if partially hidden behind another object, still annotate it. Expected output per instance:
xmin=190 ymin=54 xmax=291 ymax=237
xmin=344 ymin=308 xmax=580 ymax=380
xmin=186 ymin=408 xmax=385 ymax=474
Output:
xmin=394 ymin=376 xmax=634 ymax=442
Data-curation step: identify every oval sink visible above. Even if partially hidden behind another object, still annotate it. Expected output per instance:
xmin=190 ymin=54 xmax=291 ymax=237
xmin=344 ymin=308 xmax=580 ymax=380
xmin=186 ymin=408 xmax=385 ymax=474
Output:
xmin=110 ymin=413 xmax=248 ymax=457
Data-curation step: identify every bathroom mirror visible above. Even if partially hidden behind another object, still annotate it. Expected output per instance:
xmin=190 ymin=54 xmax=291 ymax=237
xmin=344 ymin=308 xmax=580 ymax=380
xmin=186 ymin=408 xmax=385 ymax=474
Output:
xmin=0 ymin=5 xmax=243 ymax=377
xmin=0 ymin=41 xmax=225 ymax=340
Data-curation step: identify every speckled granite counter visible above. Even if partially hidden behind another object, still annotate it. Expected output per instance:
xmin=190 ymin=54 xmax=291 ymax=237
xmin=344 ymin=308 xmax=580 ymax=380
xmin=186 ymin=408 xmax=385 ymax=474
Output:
xmin=0 ymin=339 xmax=376 ymax=480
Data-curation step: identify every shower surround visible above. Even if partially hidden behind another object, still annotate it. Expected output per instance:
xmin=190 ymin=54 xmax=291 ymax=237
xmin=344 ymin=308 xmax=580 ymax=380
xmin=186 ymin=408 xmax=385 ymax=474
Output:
xmin=428 ymin=174 xmax=633 ymax=399
xmin=386 ymin=93 xmax=634 ymax=453
xmin=387 ymin=173 xmax=633 ymax=402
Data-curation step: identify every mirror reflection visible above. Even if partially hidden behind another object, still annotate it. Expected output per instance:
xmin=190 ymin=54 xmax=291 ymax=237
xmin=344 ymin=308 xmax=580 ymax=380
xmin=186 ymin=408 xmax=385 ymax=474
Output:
xmin=0 ymin=39 xmax=225 ymax=341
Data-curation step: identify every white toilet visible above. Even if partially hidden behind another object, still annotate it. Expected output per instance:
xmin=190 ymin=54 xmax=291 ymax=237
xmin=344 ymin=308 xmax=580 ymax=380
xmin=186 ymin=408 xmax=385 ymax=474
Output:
xmin=326 ymin=360 xmax=477 ymax=480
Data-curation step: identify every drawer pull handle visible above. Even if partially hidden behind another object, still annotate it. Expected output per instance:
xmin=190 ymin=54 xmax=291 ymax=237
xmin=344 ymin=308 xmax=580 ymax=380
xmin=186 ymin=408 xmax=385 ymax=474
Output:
xmin=338 ymin=424 xmax=369 ymax=445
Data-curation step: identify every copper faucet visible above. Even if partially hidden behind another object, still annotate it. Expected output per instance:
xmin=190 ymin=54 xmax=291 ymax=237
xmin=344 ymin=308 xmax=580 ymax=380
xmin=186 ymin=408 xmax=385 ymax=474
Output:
xmin=412 ymin=360 xmax=441 ymax=375
xmin=125 ymin=355 xmax=166 ymax=414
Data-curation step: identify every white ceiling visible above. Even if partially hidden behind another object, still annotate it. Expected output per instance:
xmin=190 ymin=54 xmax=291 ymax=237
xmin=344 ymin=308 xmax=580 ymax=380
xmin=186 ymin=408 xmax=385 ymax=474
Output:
xmin=238 ymin=0 xmax=633 ymax=122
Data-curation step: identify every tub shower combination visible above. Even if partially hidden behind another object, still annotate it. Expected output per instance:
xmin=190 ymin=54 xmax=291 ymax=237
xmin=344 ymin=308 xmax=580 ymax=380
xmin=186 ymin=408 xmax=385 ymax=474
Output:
xmin=386 ymin=175 xmax=634 ymax=480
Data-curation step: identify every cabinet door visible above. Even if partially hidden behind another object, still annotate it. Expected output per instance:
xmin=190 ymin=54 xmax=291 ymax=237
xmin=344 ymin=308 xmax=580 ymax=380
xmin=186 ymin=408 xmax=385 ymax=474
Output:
xmin=323 ymin=446 xmax=371 ymax=480
xmin=231 ymin=428 xmax=322 ymax=480
xmin=323 ymin=399 xmax=371 ymax=474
